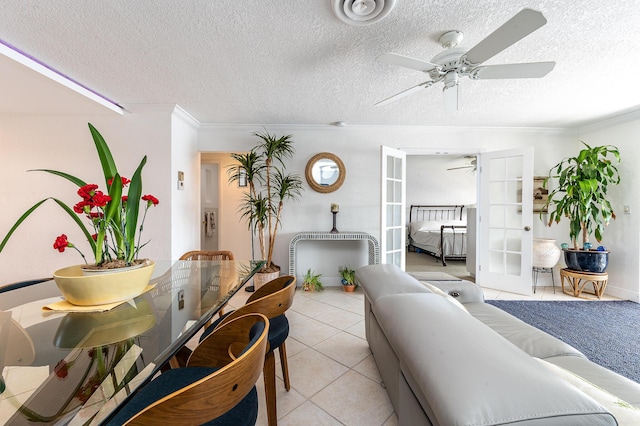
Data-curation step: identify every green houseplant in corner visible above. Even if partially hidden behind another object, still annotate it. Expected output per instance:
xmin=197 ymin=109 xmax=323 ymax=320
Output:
xmin=543 ymin=141 xmax=621 ymax=273
xmin=339 ymin=265 xmax=356 ymax=292
xmin=228 ymin=130 xmax=303 ymax=289
xmin=0 ymin=123 xmax=159 ymax=305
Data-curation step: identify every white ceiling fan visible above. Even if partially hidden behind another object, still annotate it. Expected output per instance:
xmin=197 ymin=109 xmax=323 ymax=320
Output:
xmin=375 ymin=8 xmax=555 ymax=112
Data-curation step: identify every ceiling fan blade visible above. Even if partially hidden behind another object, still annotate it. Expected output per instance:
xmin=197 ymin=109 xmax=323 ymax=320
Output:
xmin=375 ymin=81 xmax=433 ymax=106
xmin=447 ymin=165 xmax=474 ymax=170
xmin=473 ymin=61 xmax=555 ymax=79
xmin=443 ymin=84 xmax=458 ymax=113
xmin=464 ymin=8 xmax=548 ymax=65
xmin=376 ymin=52 xmax=440 ymax=72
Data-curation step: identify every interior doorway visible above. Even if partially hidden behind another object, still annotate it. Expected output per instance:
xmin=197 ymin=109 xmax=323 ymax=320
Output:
xmin=200 ymin=162 xmax=220 ymax=251
xmin=405 ymin=154 xmax=478 ymax=280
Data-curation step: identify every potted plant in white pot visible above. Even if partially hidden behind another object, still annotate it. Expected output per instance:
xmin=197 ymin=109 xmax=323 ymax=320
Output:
xmin=228 ymin=130 xmax=303 ymax=289
xmin=543 ymin=142 xmax=621 ymax=273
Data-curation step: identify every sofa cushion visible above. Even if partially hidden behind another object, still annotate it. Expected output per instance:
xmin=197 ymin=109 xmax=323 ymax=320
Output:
xmin=375 ymin=293 xmax=616 ymax=425
xmin=545 ymin=355 xmax=640 ymax=407
xmin=420 ymin=279 xmax=485 ymax=304
xmin=465 ymin=302 xmax=586 ymax=360
xmin=537 ymin=358 xmax=640 ymax=423
xmin=356 ymin=264 xmax=430 ymax=304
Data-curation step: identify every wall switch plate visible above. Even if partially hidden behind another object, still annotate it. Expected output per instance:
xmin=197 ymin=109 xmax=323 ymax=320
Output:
xmin=178 ymin=289 xmax=185 ymax=310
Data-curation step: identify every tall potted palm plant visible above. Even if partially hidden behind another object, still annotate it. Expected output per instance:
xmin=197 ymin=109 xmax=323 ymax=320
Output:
xmin=543 ymin=141 xmax=621 ymax=272
xmin=228 ymin=131 xmax=303 ymax=288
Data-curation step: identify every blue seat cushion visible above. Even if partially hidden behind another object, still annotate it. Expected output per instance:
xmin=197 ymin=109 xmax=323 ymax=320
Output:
xmin=201 ymin=313 xmax=289 ymax=353
xmin=106 ymin=367 xmax=258 ymax=426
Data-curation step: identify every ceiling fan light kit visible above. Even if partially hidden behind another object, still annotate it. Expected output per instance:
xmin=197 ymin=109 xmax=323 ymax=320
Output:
xmin=375 ymin=8 xmax=556 ymax=112
xmin=331 ymin=0 xmax=396 ymax=26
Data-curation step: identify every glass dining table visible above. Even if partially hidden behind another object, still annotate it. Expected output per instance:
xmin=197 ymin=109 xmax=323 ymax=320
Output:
xmin=0 ymin=259 xmax=264 ymax=425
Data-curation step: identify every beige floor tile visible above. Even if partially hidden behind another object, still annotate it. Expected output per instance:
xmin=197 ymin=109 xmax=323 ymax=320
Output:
xmin=291 ymin=296 xmax=336 ymax=318
xmin=352 ymin=354 xmax=382 ymax=383
xmin=344 ymin=320 xmax=365 ymax=339
xmin=255 ymin=375 xmax=307 ymax=425
xmin=289 ymin=317 xmax=341 ymax=347
xmin=312 ymin=307 xmax=363 ymax=330
xmin=285 ymin=348 xmax=349 ymax=398
xmin=339 ymin=299 xmax=364 ymax=315
xmin=285 ymin=309 xmax=312 ymax=326
xmin=278 ymin=401 xmax=343 ymax=426
xmin=312 ymin=370 xmax=394 ymax=426
xmin=313 ymin=331 xmax=370 ymax=368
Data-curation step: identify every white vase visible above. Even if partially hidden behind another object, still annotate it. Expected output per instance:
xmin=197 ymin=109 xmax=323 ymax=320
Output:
xmin=532 ymin=239 xmax=561 ymax=268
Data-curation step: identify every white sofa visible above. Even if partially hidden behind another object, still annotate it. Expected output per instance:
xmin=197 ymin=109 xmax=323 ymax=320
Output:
xmin=356 ymin=264 xmax=640 ymax=425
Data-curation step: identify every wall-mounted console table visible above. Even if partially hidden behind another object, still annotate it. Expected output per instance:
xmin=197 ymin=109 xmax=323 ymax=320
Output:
xmin=288 ymin=232 xmax=380 ymax=276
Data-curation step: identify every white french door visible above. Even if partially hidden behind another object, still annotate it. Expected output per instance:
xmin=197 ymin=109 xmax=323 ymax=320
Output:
xmin=476 ymin=147 xmax=533 ymax=295
xmin=380 ymin=146 xmax=406 ymax=269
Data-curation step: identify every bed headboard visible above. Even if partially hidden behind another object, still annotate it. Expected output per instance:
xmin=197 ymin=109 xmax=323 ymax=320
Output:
xmin=409 ymin=205 xmax=465 ymax=223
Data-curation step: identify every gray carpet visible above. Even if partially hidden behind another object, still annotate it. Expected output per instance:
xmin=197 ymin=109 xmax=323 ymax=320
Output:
xmin=486 ymin=300 xmax=640 ymax=384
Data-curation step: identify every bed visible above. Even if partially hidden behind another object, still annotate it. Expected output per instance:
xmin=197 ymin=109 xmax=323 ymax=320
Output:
xmin=408 ymin=205 xmax=467 ymax=266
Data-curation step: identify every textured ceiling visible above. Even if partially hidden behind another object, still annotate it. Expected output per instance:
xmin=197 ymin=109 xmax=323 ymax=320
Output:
xmin=1 ymin=0 xmax=639 ymax=128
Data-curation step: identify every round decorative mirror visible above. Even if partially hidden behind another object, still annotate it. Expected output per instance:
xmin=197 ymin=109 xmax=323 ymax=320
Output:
xmin=305 ymin=152 xmax=345 ymax=193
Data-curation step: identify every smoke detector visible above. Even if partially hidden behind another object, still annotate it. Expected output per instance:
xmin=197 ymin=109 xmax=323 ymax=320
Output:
xmin=331 ymin=0 xmax=397 ymax=26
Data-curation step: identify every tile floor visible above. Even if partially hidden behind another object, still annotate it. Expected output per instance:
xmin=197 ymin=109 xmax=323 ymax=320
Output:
xmin=212 ymin=262 xmax=620 ymax=426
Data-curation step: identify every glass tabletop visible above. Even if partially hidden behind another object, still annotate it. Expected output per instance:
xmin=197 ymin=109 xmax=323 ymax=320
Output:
xmin=0 ymin=259 xmax=264 ymax=425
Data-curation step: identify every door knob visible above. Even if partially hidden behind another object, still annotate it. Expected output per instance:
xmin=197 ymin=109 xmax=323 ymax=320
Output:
xmin=524 ymin=226 xmax=531 ymax=231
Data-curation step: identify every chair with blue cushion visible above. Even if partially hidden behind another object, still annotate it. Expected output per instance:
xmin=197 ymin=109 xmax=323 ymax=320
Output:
xmin=107 ymin=313 xmax=269 ymax=426
xmin=201 ymin=275 xmax=296 ymax=426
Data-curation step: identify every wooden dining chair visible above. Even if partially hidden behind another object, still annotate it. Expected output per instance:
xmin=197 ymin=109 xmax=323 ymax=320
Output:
xmin=179 ymin=250 xmax=235 ymax=319
xmin=179 ymin=250 xmax=235 ymax=261
xmin=201 ymin=275 xmax=297 ymax=426
xmin=107 ymin=313 xmax=269 ymax=426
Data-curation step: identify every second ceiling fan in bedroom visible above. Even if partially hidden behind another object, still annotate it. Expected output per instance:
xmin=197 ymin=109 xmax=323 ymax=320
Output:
xmin=375 ymin=8 xmax=555 ymax=112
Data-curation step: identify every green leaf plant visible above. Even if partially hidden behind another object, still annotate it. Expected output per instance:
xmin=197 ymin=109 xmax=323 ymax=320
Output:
xmin=543 ymin=142 xmax=621 ymax=250
xmin=227 ymin=131 xmax=303 ymax=273
xmin=0 ymin=123 xmax=158 ymax=267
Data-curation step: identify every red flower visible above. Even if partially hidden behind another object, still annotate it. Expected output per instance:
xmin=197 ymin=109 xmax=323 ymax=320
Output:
xmin=89 ymin=212 xmax=103 ymax=219
xmin=54 ymin=360 xmax=70 ymax=379
xmin=91 ymin=234 xmax=98 ymax=241
xmin=108 ymin=176 xmax=130 ymax=187
xmin=73 ymin=200 xmax=91 ymax=214
xmin=92 ymin=191 xmax=112 ymax=208
xmin=77 ymin=184 xmax=99 ymax=200
xmin=53 ymin=234 xmax=70 ymax=252
xmin=142 ymin=194 xmax=159 ymax=206
xmin=121 ymin=195 xmax=128 ymax=203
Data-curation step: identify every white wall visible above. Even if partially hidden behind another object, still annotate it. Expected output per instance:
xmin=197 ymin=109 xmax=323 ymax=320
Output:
xmin=0 ymin=106 xmax=183 ymax=283
xmin=170 ymin=107 xmax=201 ymax=260
xmin=198 ymin=124 xmax=578 ymax=284
xmin=406 ymin=155 xmax=477 ymax=210
xmin=579 ymin=114 xmax=640 ymax=301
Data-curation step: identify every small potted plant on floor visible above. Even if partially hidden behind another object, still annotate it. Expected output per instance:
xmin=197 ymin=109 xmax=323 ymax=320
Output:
xmin=339 ymin=265 xmax=357 ymax=292
xmin=543 ymin=141 xmax=621 ymax=273
xmin=302 ymin=268 xmax=323 ymax=292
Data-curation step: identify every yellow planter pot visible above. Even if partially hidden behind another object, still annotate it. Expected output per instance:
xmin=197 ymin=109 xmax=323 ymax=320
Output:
xmin=53 ymin=260 xmax=155 ymax=306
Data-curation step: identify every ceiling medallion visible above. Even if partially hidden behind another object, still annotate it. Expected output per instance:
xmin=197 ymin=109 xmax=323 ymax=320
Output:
xmin=331 ymin=0 xmax=397 ymax=26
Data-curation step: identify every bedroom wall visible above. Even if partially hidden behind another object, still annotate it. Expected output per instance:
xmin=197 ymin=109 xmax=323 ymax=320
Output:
xmin=406 ymin=155 xmax=477 ymax=212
